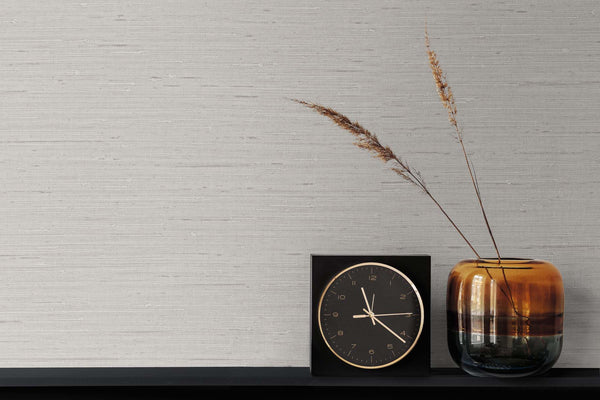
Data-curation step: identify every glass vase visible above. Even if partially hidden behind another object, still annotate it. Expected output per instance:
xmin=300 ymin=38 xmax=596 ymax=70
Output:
xmin=447 ymin=258 xmax=564 ymax=377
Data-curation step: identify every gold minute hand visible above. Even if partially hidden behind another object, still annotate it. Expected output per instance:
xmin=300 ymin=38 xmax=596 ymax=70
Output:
xmin=363 ymin=308 xmax=406 ymax=344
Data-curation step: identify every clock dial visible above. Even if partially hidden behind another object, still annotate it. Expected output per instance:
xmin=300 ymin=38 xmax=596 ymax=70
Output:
xmin=318 ymin=262 xmax=424 ymax=369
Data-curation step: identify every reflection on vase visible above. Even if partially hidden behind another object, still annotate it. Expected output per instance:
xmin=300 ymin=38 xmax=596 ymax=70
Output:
xmin=447 ymin=258 xmax=564 ymax=377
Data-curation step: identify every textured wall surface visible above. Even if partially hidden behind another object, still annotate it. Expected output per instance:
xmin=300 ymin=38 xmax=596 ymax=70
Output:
xmin=0 ymin=0 xmax=598 ymax=367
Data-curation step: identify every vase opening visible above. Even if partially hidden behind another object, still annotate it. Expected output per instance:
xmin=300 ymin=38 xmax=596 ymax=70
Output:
xmin=473 ymin=258 xmax=536 ymax=269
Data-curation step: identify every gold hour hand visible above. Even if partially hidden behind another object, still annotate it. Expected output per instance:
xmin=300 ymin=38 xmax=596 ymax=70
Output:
xmin=360 ymin=287 xmax=375 ymax=325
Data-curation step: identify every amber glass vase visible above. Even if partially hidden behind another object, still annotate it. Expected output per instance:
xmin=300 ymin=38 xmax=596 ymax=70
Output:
xmin=447 ymin=258 xmax=564 ymax=377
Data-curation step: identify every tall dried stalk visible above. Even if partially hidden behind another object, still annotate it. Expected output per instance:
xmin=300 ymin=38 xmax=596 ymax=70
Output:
xmin=425 ymin=28 xmax=502 ymax=262
xmin=423 ymin=29 xmax=532 ymax=327
xmin=292 ymin=99 xmax=481 ymax=259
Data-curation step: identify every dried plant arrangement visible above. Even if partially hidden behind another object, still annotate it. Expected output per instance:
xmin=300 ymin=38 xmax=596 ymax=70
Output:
xmin=293 ymin=28 xmax=501 ymax=261
xmin=293 ymin=27 xmax=541 ymax=331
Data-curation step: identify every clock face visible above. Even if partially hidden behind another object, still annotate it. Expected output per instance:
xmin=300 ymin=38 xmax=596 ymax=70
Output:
xmin=318 ymin=262 xmax=424 ymax=369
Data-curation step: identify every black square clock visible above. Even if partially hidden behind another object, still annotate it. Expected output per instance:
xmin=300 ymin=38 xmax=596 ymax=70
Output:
xmin=311 ymin=255 xmax=430 ymax=377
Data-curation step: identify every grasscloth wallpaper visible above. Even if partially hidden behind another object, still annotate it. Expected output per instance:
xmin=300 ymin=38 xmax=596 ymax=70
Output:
xmin=0 ymin=1 xmax=598 ymax=367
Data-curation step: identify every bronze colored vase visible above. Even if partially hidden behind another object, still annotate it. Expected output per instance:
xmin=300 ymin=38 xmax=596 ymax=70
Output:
xmin=447 ymin=258 xmax=564 ymax=377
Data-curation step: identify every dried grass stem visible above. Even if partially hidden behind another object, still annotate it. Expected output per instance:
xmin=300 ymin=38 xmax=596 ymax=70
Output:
xmin=425 ymin=28 xmax=501 ymax=261
xmin=292 ymin=99 xmax=481 ymax=259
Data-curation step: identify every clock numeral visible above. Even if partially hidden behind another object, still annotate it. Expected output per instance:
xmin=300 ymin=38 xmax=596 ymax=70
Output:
xmin=347 ymin=344 xmax=356 ymax=356
xmin=337 ymin=330 xmax=344 ymax=336
xmin=387 ymin=344 xmax=394 ymax=350
xmin=337 ymin=294 xmax=346 ymax=301
xmin=400 ymin=330 xmax=406 ymax=336
xmin=399 ymin=293 xmax=407 ymax=300
xmin=368 ymin=349 xmax=375 ymax=355
xmin=332 ymin=312 xmax=339 ymax=318
xmin=351 ymin=280 xmax=357 ymax=286
xmin=369 ymin=274 xmax=377 ymax=281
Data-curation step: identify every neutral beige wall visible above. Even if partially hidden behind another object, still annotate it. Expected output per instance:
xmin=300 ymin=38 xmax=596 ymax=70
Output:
xmin=0 ymin=0 xmax=598 ymax=367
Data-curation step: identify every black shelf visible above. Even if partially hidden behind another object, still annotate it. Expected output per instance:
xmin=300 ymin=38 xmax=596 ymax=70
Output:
xmin=0 ymin=367 xmax=598 ymax=393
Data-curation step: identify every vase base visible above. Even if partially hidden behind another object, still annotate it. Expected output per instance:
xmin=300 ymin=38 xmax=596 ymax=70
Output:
xmin=448 ymin=331 xmax=563 ymax=378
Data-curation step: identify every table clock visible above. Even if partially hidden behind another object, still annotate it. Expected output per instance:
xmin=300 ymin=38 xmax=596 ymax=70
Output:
xmin=311 ymin=255 xmax=430 ymax=376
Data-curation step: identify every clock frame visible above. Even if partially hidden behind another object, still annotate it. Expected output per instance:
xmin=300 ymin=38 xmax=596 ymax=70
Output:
xmin=311 ymin=255 xmax=430 ymax=377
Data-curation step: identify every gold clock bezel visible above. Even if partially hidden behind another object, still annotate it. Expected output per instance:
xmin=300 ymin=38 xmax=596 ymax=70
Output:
xmin=317 ymin=262 xmax=425 ymax=369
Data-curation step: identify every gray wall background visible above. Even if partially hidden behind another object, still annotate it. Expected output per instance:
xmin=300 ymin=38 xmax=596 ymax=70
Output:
xmin=0 ymin=0 xmax=598 ymax=367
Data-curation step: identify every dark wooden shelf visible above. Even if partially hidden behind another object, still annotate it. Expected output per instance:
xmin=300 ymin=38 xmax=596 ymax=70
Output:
xmin=0 ymin=367 xmax=598 ymax=393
